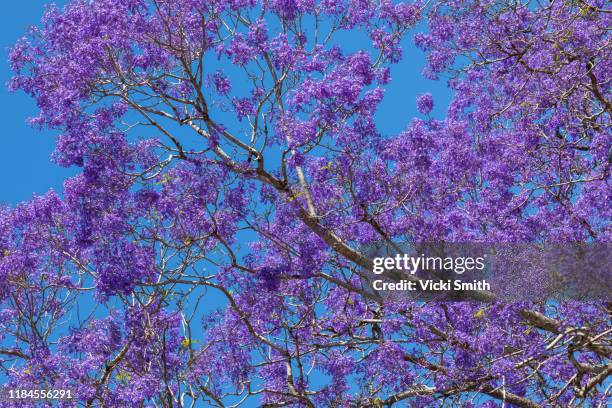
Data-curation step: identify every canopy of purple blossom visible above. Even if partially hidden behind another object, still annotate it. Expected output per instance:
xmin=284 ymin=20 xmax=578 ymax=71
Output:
xmin=1 ymin=0 xmax=610 ymax=406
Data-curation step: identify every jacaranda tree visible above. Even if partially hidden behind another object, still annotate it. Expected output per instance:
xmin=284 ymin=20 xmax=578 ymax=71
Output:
xmin=1 ymin=0 xmax=610 ymax=406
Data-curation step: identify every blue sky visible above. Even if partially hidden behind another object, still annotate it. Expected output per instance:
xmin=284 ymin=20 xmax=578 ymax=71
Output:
xmin=0 ymin=1 xmax=74 ymax=205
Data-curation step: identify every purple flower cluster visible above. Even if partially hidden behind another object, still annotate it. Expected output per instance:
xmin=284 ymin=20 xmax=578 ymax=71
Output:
xmin=416 ymin=92 xmax=433 ymax=115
